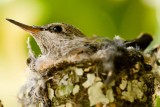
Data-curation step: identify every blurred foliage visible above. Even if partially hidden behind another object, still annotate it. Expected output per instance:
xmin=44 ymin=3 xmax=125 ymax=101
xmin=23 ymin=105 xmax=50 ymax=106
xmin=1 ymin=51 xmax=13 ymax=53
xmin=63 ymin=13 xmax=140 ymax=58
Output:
xmin=30 ymin=0 xmax=157 ymax=38
xmin=0 ymin=0 xmax=160 ymax=107
xmin=25 ymin=0 xmax=158 ymax=55
xmin=157 ymin=97 xmax=160 ymax=107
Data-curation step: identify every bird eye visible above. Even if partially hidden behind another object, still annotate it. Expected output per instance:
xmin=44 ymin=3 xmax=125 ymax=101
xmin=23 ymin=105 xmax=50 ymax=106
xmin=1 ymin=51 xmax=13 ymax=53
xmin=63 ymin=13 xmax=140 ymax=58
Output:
xmin=49 ymin=25 xmax=62 ymax=33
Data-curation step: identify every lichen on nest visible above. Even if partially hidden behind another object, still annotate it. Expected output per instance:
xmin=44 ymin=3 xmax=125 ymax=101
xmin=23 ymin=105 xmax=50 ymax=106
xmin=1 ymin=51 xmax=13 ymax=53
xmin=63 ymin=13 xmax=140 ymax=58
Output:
xmin=18 ymin=36 xmax=157 ymax=107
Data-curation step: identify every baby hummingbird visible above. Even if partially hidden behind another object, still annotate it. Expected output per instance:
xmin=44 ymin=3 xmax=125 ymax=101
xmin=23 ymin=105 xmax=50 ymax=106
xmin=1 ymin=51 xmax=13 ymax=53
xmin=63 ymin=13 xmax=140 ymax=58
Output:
xmin=6 ymin=18 xmax=153 ymax=82
xmin=6 ymin=19 xmax=88 ymax=57
xmin=6 ymin=19 xmax=99 ymax=72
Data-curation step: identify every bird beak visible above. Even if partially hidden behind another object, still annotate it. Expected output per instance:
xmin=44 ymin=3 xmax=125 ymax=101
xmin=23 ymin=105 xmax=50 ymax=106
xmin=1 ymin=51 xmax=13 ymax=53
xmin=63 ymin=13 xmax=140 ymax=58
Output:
xmin=6 ymin=18 xmax=43 ymax=34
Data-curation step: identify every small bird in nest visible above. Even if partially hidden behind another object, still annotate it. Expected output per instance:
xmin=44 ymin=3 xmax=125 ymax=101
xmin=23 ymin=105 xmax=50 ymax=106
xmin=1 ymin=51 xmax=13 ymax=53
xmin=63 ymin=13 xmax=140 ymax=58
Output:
xmin=6 ymin=18 xmax=153 ymax=84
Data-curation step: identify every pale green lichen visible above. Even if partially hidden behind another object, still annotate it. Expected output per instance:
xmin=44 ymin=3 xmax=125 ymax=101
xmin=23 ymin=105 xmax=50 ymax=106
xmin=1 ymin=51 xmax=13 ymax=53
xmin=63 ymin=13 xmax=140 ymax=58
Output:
xmin=82 ymin=73 xmax=96 ymax=88
xmin=48 ymin=87 xmax=54 ymax=101
xmin=74 ymin=68 xmax=84 ymax=76
xmin=84 ymin=66 xmax=92 ymax=72
xmin=55 ymin=84 xmax=74 ymax=97
xmin=59 ymin=74 xmax=69 ymax=85
xmin=121 ymin=80 xmax=146 ymax=102
xmin=72 ymin=85 xmax=80 ymax=95
xmin=106 ymin=88 xmax=114 ymax=103
xmin=88 ymin=82 xmax=109 ymax=106
xmin=121 ymin=81 xmax=134 ymax=102
xmin=66 ymin=102 xmax=73 ymax=107
xmin=119 ymin=80 xmax=127 ymax=90
xmin=39 ymin=102 xmax=44 ymax=107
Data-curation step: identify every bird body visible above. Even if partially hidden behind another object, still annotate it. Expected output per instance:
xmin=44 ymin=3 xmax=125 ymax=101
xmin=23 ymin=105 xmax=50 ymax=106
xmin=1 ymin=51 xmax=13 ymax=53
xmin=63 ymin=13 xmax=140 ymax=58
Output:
xmin=6 ymin=18 xmax=153 ymax=77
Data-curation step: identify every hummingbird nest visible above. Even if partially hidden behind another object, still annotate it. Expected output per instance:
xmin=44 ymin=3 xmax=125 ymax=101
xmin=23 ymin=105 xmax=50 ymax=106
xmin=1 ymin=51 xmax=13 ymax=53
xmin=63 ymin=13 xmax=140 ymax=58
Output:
xmin=18 ymin=36 xmax=159 ymax=107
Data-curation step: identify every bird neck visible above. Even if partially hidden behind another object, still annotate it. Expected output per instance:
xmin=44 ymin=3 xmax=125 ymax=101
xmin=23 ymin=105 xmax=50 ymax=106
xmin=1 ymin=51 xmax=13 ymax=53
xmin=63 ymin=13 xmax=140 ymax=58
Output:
xmin=40 ymin=37 xmax=87 ymax=59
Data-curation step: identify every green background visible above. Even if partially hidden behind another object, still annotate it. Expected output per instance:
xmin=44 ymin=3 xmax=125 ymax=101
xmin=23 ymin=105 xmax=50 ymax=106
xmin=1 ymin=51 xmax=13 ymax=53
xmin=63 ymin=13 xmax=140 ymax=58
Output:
xmin=0 ymin=0 xmax=160 ymax=106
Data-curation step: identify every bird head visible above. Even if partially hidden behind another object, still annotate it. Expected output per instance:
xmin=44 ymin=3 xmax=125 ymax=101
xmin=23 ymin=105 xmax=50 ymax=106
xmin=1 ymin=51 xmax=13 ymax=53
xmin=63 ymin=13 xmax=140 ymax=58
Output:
xmin=6 ymin=19 xmax=85 ymax=56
